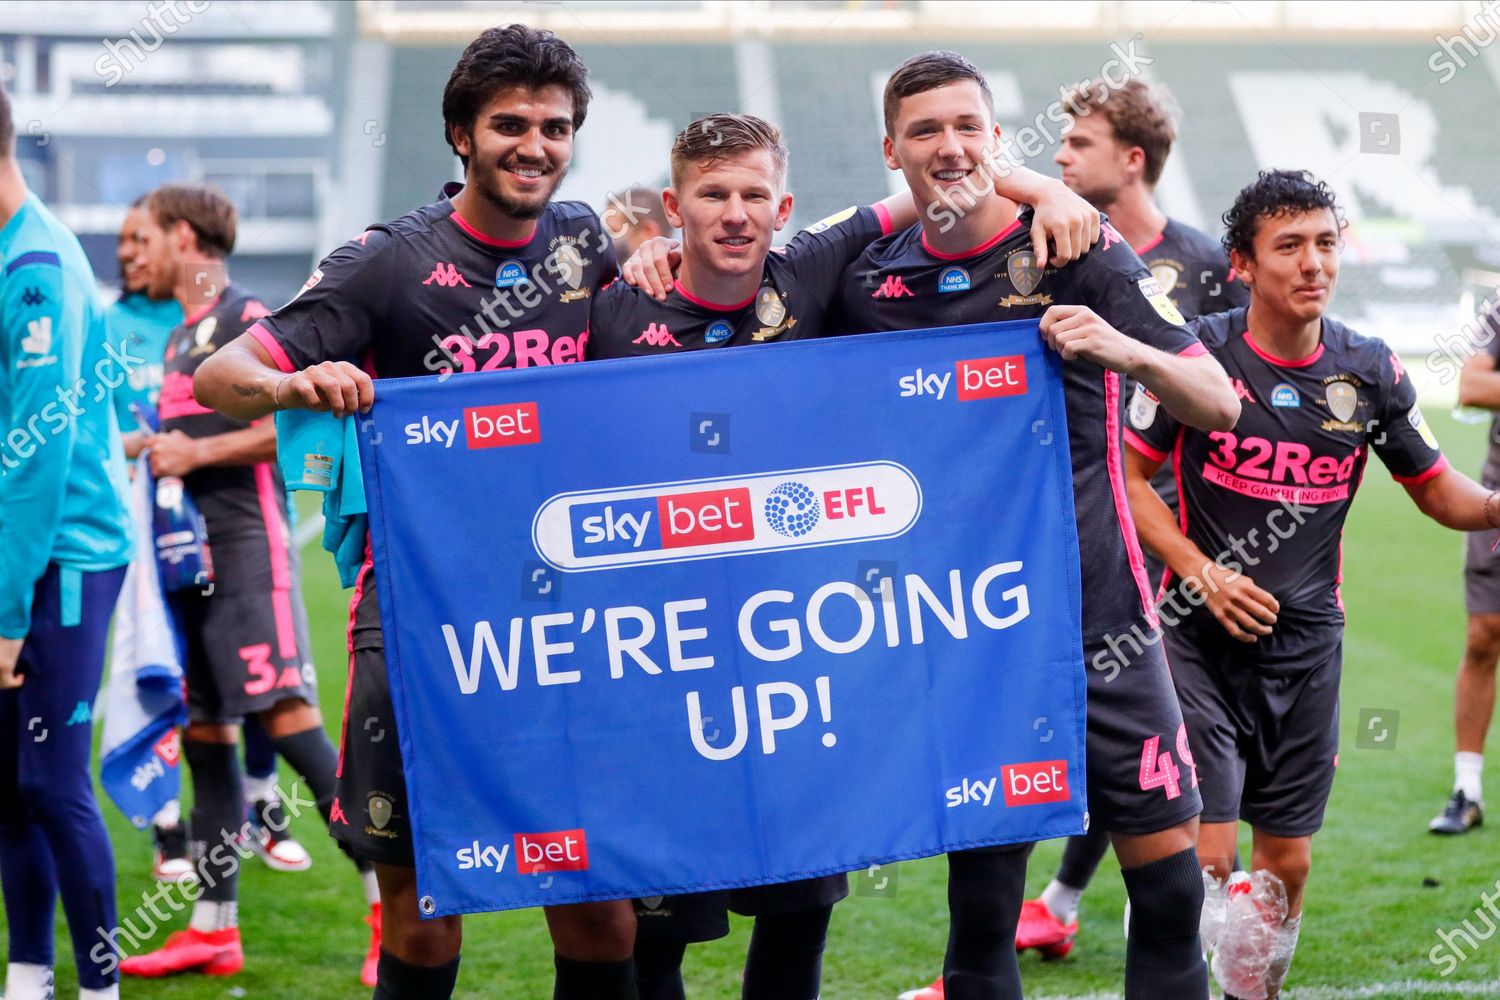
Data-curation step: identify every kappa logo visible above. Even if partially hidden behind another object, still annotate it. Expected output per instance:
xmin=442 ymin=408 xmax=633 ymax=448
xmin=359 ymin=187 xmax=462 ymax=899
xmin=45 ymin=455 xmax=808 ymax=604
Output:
xmin=1098 ymin=222 xmax=1124 ymax=250
xmin=66 ymin=701 xmax=92 ymax=726
xmin=1232 ymin=378 xmax=1256 ymax=405
xmin=423 ymin=263 xmax=472 ymax=288
xmin=871 ymin=274 xmax=914 ymax=299
xmin=634 ymin=323 xmax=682 ymax=348
xmin=20 ymin=286 xmax=46 ymax=307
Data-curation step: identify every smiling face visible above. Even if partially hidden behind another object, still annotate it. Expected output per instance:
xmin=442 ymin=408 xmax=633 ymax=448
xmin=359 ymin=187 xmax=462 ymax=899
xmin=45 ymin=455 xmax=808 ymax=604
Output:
xmin=450 ymin=84 xmax=575 ymax=221
xmin=1233 ymin=207 xmax=1340 ymax=325
xmin=118 ymin=206 xmax=152 ymax=294
xmin=664 ymin=148 xmax=792 ymax=284
xmin=883 ymin=80 xmax=1002 ymax=212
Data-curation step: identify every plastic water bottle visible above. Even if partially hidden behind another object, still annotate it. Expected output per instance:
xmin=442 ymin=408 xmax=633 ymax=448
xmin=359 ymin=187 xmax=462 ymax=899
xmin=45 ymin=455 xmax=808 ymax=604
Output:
xmin=1452 ymin=404 xmax=1491 ymax=426
xmin=1210 ymin=870 xmax=1288 ymax=1000
xmin=1199 ymin=870 xmax=1228 ymax=955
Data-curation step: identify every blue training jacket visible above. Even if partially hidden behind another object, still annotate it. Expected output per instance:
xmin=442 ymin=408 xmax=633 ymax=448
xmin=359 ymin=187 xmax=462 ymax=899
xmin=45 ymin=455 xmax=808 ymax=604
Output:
xmin=0 ymin=192 xmax=132 ymax=636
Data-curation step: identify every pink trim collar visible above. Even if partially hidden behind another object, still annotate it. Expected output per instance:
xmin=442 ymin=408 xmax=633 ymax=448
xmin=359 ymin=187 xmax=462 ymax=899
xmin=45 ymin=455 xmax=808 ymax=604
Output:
xmin=921 ymin=218 xmax=1024 ymax=261
xmin=1242 ymin=330 xmax=1324 ymax=368
xmin=674 ymin=279 xmax=757 ymax=312
xmin=182 ymin=296 xmax=221 ymax=327
xmin=1133 ymin=230 xmax=1166 ymax=255
xmin=449 ymin=210 xmax=536 ymax=248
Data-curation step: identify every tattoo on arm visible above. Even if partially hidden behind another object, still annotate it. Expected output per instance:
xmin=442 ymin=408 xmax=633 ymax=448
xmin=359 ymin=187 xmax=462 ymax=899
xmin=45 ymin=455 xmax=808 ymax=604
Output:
xmin=230 ymin=383 xmax=260 ymax=399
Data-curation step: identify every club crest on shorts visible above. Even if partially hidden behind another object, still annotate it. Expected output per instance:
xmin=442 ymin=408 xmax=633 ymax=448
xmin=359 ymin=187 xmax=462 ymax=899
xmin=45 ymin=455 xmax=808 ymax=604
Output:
xmin=368 ymin=793 xmax=393 ymax=830
xmin=1326 ymin=381 xmax=1358 ymax=423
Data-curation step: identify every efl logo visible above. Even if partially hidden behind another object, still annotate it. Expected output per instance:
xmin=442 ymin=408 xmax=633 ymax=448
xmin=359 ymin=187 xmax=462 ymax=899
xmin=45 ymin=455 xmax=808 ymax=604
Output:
xmin=956 ymin=356 xmax=1027 ymax=401
xmin=536 ymin=462 xmax=922 ymax=570
xmin=514 ymin=829 xmax=589 ymax=874
xmin=465 ymin=402 xmax=540 ymax=449
xmin=1001 ymin=760 xmax=1069 ymax=807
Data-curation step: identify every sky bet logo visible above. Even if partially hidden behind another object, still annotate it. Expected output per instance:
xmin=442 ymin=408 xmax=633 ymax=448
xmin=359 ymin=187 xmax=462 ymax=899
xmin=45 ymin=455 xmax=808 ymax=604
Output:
xmin=899 ymin=355 xmax=1027 ymax=402
xmin=405 ymin=402 xmax=540 ymax=450
xmin=456 ymin=840 xmax=510 ymax=874
xmin=534 ymin=463 xmax=922 ymax=571
xmin=946 ymin=760 xmax=1070 ymax=809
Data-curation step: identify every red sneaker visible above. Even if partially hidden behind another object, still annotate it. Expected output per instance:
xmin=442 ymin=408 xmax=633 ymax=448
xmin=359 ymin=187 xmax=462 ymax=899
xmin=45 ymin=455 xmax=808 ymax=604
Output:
xmin=896 ymin=975 xmax=943 ymax=1000
xmin=1015 ymin=898 xmax=1078 ymax=958
xmin=120 ymin=927 xmax=244 ymax=977
xmin=361 ymin=902 xmax=382 ymax=987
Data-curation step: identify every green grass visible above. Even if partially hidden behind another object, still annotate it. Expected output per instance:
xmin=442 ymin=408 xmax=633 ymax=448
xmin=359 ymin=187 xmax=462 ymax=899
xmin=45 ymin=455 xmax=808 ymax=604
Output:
xmin=9 ymin=408 xmax=1500 ymax=998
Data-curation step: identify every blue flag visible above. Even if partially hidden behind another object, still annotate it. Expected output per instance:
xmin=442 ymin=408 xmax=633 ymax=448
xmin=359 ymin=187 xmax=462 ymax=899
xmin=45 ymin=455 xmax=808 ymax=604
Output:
xmin=359 ymin=320 xmax=1086 ymax=916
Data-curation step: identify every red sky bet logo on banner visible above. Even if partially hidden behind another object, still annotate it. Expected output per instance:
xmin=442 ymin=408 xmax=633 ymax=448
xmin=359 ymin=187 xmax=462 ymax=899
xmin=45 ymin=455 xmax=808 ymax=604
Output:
xmin=533 ymin=463 xmax=922 ymax=570
xmin=354 ymin=318 xmax=1086 ymax=915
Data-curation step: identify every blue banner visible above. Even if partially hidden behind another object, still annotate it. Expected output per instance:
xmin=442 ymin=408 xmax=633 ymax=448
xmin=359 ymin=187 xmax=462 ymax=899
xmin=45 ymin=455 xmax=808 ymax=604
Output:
xmin=358 ymin=320 xmax=1086 ymax=916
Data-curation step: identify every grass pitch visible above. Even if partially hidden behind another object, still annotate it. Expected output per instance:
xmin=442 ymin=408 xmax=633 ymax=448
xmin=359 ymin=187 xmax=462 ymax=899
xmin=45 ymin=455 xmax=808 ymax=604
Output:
xmin=8 ymin=408 xmax=1500 ymax=998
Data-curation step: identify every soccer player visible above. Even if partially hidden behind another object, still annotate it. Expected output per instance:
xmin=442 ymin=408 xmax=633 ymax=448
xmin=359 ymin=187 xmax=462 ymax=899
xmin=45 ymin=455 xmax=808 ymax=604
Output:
xmin=1431 ymin=294 xmax=1500 ymax=835
xmin=1002 ymin=76 xmax=1252 ymax=967
xmin=596 ymin=112 xmax=1096 ymax=1000
xmin=107 ymin=198 xmax=311 ymax=882
xmin=115 ymin=183 xmax=380 ymax=984
xmin=1124 ymin=169 xmax=1500 ymax=998
xmin=827 ymin=51 xmax=1242 ymax=1000
xmin=0 ymin=82 xmax=134 ymax=1000
xmin=191 ymin=25 xmax=636 ymax=1000
xmin=110 ymin=194 xmax=183 ymax=460
xmin=603 ymin=184 xmax=675 ymax=262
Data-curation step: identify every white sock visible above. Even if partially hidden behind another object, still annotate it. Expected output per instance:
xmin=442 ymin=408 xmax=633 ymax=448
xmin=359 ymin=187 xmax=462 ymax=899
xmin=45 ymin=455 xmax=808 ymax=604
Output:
xmin=4 ymin=963 xmax=54 ymax=1000
xmin=150 ymin=798 xmax=182 ymax=829
xmin=188 ymin=899 xmax=238 ymax=932
xmin=79 ymin=985 xmax=120 ymax=1000
xmin=1039 ymin=877 xmax=1084 ymax=925
xmin=363 ymin=868 xmax=381 ymax=906
xmin=243 ymin=773 xmax=278 ymax=805
xmin=1455 ymin=751 xmax=1484 ymax=803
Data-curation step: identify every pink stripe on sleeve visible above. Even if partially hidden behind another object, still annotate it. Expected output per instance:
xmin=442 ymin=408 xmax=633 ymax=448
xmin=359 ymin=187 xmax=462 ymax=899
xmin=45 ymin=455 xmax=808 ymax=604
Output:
xmin=1177 ymin=341 xmax=1208 ymax=358
xmin=872 ymin=202 xmax=894 ymax=236
xmin=253 ymin=463 xmax=298 ymax=660
xmin=1391 ymin=454 xmax=1449 ymax=486
xmin=1105 ymin=371 xmax=1159 ymax=628
xmin=1125 ymin=428 xmax=1169 ymax=463
xmin=248 ymin=322 xmax=297 ymax=374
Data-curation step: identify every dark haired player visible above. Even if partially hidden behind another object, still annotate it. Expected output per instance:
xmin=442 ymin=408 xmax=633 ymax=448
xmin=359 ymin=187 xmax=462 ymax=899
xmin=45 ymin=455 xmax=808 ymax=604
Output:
xmin=1125 ymin=169 xmax=1500 ymax=998
xmin=195 ymin=25 xmax=637 ymax=1000
xmin=829 ymin=50 xmax=1241 ymax=1000
xmin=595 ymin=112 xmax=1095 ymax=1000
xmin=117 ymin=183 xmax=380 ymax=984
xmin=995 ymin=76 xmax=1251 ymax=969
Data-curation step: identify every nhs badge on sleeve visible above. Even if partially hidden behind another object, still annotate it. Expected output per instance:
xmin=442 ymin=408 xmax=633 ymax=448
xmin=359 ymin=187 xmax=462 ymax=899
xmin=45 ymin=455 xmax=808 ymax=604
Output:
xmin=938 ymin=267 xmax=972 ymax=293
xmin=495 ymin=260 xmax=529 ymax=289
